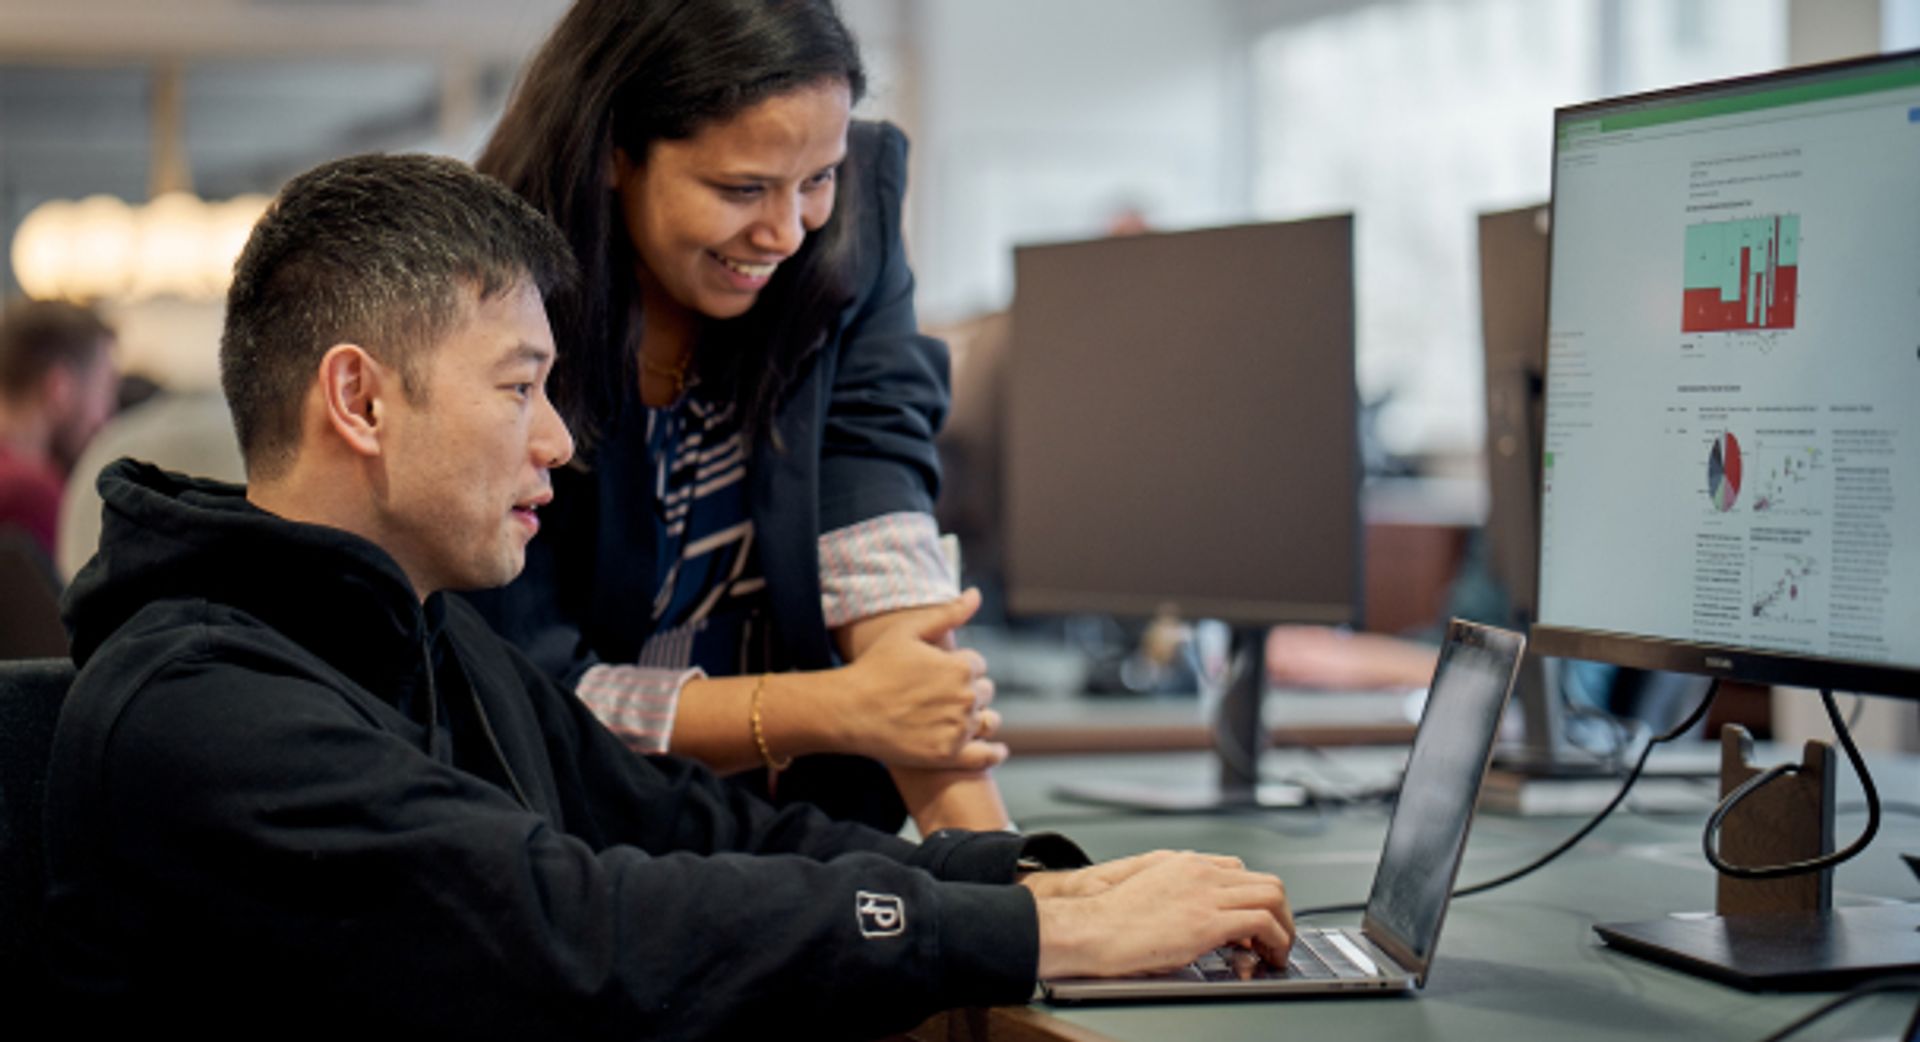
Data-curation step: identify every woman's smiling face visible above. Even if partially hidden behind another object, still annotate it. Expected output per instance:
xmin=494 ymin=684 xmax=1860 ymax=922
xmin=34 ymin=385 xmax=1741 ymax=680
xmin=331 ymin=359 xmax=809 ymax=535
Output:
xmin=612 ymin=78 xmax=851 ymax=325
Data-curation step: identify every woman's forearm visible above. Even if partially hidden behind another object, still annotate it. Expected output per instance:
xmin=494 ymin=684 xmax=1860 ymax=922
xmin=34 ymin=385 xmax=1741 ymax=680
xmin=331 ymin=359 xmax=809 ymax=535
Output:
xmin=891 ymin=766 xmax=1012 ymax=833
xmin=664 ymin=671 xmax=844 ymax=775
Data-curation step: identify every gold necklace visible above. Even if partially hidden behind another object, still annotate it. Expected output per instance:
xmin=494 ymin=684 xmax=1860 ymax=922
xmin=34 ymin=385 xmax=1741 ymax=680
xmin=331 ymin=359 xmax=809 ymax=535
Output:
xmin=640 ymin=350 xmax=690 ymax=400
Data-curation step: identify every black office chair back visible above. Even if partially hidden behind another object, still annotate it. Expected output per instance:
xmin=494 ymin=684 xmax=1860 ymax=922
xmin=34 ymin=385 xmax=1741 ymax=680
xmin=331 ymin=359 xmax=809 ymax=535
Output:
xmin=0 ymin=527 xmax=68 ymax=659
xmin=0 ymin=658 xmax=74 ymax=998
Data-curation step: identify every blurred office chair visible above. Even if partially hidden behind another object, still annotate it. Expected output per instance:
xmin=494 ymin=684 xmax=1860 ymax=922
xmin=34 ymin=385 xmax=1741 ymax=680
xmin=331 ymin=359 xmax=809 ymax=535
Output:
xmin=0 ymin=658 xmax=74 ymax=1006
xmin=0 ymin=528 xmax=68 ymax=659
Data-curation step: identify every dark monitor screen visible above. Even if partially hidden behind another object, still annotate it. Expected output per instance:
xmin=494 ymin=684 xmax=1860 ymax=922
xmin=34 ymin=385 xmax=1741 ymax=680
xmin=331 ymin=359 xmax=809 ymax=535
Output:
xmin=1534 ymin=51 xmax=1920 ymax=696
xmin=1002 ymin=217 xmax=1360 ymax=627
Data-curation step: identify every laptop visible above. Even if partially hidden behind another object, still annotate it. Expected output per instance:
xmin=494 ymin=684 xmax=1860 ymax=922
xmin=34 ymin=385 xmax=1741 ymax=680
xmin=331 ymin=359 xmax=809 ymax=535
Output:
xmin=1041 ymin=618 xmax=1525 ymax=1002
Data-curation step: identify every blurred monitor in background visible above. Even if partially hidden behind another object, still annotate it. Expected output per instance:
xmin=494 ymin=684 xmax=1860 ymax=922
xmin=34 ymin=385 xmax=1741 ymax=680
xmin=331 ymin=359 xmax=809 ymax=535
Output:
xmin=933 ymin=202 xmax=1157 ymax=633
xmin=1001 ymin=216 xmax=1360 ymax=632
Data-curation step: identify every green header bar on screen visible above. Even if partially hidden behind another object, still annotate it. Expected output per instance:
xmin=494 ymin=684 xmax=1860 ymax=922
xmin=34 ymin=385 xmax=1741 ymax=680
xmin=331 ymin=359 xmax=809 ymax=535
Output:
xmin=1560 ymin=63 xmax=1920 ymax=141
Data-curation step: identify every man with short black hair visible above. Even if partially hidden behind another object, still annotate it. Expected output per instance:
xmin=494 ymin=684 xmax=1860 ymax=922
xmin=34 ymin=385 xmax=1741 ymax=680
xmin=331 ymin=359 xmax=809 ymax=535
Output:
xmin=45 ymin=153 xmax=1292 ymax=1039
xmin=0 ymin=299 xmax=117 ymax=560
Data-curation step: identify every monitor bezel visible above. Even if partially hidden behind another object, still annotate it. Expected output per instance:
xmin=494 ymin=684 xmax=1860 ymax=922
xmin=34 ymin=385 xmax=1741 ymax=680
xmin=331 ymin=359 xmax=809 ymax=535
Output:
xmin=1530 ymin=48 xmax=1920 ymax=700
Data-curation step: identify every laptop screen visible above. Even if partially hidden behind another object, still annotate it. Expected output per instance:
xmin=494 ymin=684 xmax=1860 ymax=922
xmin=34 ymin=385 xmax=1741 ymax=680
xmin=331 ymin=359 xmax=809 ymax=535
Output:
xmin=1362 ymin=621 xmax=1523 ymax=974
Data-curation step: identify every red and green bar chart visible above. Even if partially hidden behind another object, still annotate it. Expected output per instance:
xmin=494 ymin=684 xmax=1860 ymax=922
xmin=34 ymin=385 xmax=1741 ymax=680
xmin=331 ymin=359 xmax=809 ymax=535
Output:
xmin=1682 ymin=215 xmax=1799 ymax=332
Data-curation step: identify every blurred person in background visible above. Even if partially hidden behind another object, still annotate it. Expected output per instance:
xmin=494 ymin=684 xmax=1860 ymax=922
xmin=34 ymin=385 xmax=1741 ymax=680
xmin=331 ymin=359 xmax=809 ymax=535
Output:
xmin=0 ymin=299 xmax=118 ymax=565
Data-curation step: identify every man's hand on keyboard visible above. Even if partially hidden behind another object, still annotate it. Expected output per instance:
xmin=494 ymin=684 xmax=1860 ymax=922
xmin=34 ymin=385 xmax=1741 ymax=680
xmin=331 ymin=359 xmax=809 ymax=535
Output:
xmin=1020 ymin=848 xmax=1224 ymax=899
xmin=1029 ymin=851 xmax=1293 ymax=980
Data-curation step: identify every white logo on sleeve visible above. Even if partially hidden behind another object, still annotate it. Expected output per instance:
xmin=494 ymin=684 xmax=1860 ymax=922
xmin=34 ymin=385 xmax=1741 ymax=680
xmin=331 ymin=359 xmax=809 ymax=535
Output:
xmin=856 ymin=891 xmax=906 ymax=938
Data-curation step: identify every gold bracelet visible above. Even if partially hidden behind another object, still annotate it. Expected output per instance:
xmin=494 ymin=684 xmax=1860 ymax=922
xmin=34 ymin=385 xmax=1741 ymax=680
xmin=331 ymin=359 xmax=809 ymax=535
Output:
xmin=749 ymin=674 xmax=793 ymax=774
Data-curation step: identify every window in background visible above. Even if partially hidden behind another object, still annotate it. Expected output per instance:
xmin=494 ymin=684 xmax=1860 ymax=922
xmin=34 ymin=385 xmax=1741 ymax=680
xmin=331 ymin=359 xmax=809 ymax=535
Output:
xmin=1890 ymin=0 xmax=1920 ymax=49
xmin=1251 ymin=0 xmax=1784 ymax=464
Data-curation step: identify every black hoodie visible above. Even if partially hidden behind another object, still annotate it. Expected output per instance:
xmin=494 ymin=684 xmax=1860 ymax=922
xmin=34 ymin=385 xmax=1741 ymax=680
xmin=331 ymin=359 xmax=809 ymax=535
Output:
xmin=45 ymin=459 xmax=1080 ymax=1040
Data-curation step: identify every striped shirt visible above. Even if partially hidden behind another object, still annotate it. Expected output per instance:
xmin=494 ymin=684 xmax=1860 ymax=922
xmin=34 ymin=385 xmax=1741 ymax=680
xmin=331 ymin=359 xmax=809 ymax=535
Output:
xmin=576 ymin=396 xmax=957 ymax=754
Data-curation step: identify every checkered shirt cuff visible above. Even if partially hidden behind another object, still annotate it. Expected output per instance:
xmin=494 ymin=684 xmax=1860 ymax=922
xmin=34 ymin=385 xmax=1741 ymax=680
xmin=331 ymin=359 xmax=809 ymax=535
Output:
xmin=818 ymin=511 xmax=960 ymax=630
xmin=576 ymin=663 xmax=705 ymax=755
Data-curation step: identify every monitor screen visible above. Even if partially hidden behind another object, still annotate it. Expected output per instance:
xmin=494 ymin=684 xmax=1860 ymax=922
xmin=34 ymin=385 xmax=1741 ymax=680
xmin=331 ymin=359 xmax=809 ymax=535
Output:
xmin=1002 ymin=217 xmax=1360 ymax=626
xmin=1534 ymin=51 xmax=1920 ymax=696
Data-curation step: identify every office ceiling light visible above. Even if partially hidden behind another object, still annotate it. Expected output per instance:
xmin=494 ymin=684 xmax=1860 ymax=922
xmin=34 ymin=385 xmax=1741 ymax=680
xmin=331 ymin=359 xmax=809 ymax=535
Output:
xmin=7 ymin=62 xmax=268 ymax=303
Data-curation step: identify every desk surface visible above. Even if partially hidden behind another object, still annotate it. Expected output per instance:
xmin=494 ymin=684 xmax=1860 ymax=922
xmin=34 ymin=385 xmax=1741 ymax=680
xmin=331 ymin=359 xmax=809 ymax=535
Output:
xmin=941 ymin=749 xmax=1920 ymax=1042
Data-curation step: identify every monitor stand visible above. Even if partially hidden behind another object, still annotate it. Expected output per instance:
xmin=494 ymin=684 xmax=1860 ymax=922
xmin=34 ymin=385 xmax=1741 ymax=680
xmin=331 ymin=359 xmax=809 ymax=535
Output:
xmin=1593 ymin=726 xmax=1920 ymax=990
xmin=1052 ymin=626 xmax=1308 ymax=812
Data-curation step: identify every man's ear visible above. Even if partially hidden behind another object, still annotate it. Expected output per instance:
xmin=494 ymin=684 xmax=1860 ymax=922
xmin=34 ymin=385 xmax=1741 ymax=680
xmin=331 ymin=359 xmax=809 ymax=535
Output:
xmin=316 ymin=344 xmax=391 ymax=459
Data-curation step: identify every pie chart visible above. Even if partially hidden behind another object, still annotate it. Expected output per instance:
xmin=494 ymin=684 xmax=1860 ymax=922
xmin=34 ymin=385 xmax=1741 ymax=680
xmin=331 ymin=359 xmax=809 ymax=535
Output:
xmin=1708 ymin=432 xmax=1742 ymax=512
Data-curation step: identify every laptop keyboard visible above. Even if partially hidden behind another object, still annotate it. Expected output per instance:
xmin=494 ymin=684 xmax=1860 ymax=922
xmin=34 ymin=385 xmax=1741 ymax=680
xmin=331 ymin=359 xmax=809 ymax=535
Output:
xmin=1191 ymin=928 xmax=1376 ymax=982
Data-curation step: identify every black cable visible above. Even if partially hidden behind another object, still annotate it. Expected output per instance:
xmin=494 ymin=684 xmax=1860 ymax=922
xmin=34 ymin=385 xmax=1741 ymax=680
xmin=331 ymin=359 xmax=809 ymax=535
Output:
xmin=1752 ymin=975 xmax=1920 ymax=1042
xmin=1451 ymin=677 xmax=1720 ymax=899
xmin=1703 ymin=688 xmax=1880 ymax=880
xmin=1295 ymin=678 xmax=1720 ymax=919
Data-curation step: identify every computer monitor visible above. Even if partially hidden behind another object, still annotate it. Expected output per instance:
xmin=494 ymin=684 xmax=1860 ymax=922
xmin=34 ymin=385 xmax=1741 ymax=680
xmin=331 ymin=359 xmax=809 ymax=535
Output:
xmin=1534 ymin=50 xmax=1920 ymax=699
xmin=1004 ymin=216 xmax=1361 ymax=802
xmin=1004 ymin=217 xmax=1360 ymax=628
xmin=1476 ymin=205 xmax=1569 ymax=767
xmin=1535 ymin=50 xmax=1920 ymax=986
xmin=1478 ymin=206 xmax=1551 ymax=628
xmin=1482 ymin=206 xmax=1718 ymax=777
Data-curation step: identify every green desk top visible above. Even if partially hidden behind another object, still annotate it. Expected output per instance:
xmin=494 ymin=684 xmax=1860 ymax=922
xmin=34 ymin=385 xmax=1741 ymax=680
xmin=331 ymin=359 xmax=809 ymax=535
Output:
xmin=992 ymin=750 xmax=1920 ymax=1042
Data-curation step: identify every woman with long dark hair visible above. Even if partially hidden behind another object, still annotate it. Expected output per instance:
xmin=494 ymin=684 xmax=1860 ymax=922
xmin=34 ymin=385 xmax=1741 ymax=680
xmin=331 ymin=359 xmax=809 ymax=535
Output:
xmin=472 ymin=0 xmax=1008 ymax=832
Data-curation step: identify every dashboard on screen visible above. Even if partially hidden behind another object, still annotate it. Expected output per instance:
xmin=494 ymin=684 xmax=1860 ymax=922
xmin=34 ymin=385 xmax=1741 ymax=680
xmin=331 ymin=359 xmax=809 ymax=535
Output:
xmin=1533 ymin=52 xmax=1920 ymax=696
